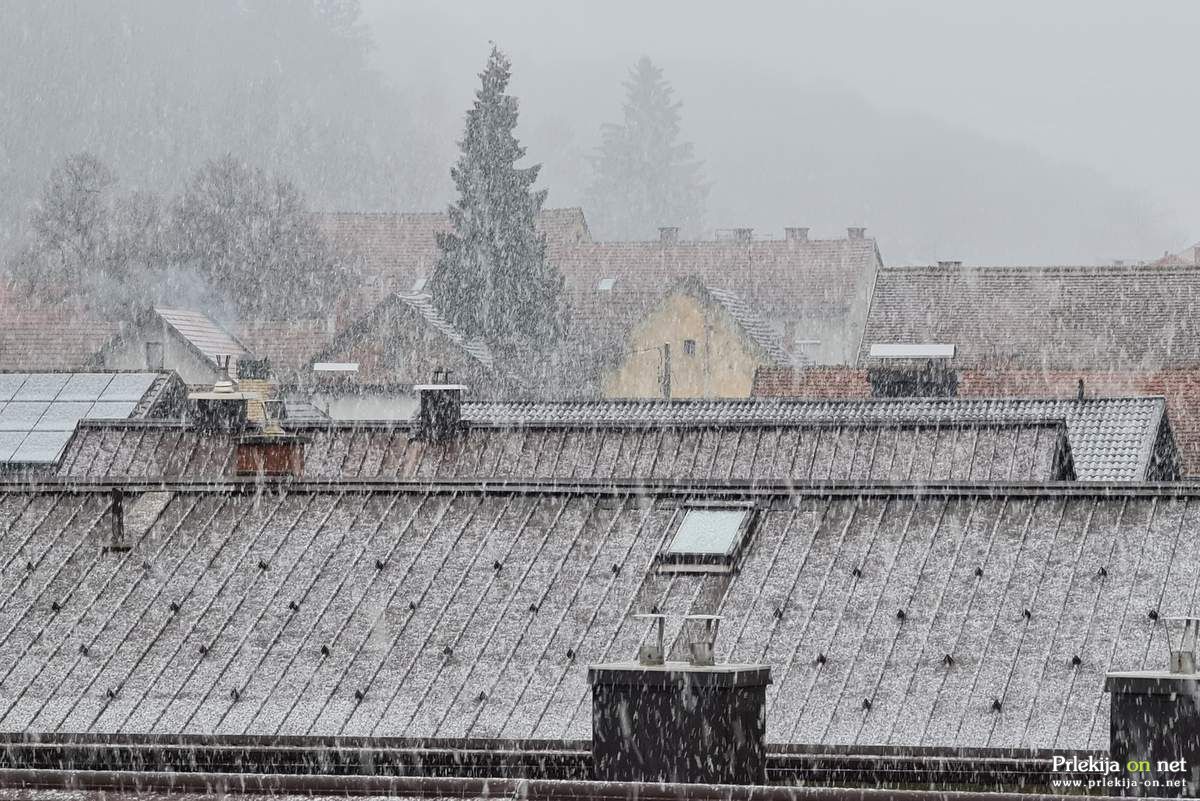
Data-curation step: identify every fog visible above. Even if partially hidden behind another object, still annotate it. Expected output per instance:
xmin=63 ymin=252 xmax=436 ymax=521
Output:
xmin=3 ymin=0 xmax=1196 ymax=265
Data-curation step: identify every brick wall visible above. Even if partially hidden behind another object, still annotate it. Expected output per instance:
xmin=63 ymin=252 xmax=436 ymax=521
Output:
xmin=753 ymin=365 xmax=1200 ymax=476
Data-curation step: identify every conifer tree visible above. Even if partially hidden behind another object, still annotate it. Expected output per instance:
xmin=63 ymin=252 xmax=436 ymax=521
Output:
xmin=431 ymin=46 xmax=566 ymax=351
xmin=586 ymin=57 xmax=708 ymax=240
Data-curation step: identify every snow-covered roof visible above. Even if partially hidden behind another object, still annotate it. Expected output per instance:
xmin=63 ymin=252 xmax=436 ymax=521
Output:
xmin=459 ymin=396 xmax=1170 ymax=482
xmin=0 ymin=480 xmax=1187 ymax=753
xmin=58 ymin=417 xmax=1072 ymax=483
xmin=860 ymin=263 xmax=1200 ymax=370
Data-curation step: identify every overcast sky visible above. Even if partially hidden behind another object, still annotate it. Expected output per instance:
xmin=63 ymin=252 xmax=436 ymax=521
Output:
xmin=364 ymin=0 xmax=1199 ymax=259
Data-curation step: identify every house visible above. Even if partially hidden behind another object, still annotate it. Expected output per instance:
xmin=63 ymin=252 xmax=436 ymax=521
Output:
xmin=838 ymin=261 xmax=1200 ymax=474
xmin=288 ymin=291 xmax=503 ymax=419
xmin=602 ymin=279 xmax=794 ymax=399
xmin=98 ymin=307 xmax=254 ymax=383
xmin=313 ymin=210 xmax=884 ymax=394
xmin=0 ymin=371 xmax=183 ymax=471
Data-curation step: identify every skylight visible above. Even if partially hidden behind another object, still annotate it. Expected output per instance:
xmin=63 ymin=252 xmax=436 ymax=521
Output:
xmin=660 ymin=506 xmax=755 ymax=573
xmin=597 ymin=277 xmax=617 ymax=291
xmin=668 ymin=510 xmax=747 ymax=555
xmin=412 ymin=276 xmax=429 ymax=292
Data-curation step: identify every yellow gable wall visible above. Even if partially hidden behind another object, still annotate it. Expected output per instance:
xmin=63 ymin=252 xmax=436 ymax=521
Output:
xmin=601 ymin=293 xmax=768 ymax=399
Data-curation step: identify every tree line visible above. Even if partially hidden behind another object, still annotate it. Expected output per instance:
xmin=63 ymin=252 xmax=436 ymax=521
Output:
xmin=5 ymin=38 xmax=708 ymax=358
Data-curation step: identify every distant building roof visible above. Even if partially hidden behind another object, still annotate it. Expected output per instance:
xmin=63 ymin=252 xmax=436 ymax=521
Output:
xmin=459 ymin=396 xmax=1169 ymax=482
xmin=58 ymin=417 xmax=1073 ymax=483
xmin=153 ymin=308 xmax=249 ymax=369
xmin=0 ymin=308 xmax=119 ymax=371
xmin=301 ymin=292 xmax=495 ymax=390
xmin=859 ymin=263 xmax=1200 ymax=370
xmin=0 ymin=480 xmax=1184 ymax=754
xmin=313 ymin=208 xmax=592 ymax=309
xmin=313 ymin=210 xmax=883 ymax=374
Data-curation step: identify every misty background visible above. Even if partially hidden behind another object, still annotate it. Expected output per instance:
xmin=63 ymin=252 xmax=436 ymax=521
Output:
xmin=2 ymin=0 xmax=1195 ymax=266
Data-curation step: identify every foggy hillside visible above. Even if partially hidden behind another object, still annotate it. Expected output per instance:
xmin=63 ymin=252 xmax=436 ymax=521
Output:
xmin=0 ymin=0 xmax=1187 ymax=264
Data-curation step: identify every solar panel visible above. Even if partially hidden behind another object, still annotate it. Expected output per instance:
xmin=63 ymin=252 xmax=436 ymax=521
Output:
xmin=33 ymin=402 xmax=93 ymax=431
xmin=0 ymin=373 xmax=152 ymax=466
xmin=98 ymin=373 xmax=156 ymax=402
xmin=12 ymin=374 xmax=69 ymax=401
xmin=0 ymin=375 xmax=28 ymax=402
xmin=58 ymin=373 xmax=115 ymax=402
xmin=86 ymin=401 xmax=138 ymax=420
xmin=0 ymin=402 xmax=49 ymax=431
xmin=11 ymin=430 xmax=73 ymax=463
xmin=0 ymin=432 xmax=24 ymax=461
xmin=667 ymin=509 xmax=749 ymax=556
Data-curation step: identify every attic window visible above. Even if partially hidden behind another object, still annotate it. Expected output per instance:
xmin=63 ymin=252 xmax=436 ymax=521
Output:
xmin=659 ymin=506 xmax=755 ymax=574
xmin=412 ymin=277 xmax=429 ymax=293
xmin=597 ymin=278 xmax=617 ymax=291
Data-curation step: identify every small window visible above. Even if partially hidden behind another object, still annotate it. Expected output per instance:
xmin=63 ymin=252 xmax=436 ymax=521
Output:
xmin=659 ymin=506 xmax=755 ymax=573
xmin=597 ymin=277 xmax=617 ymax=291
xmin=683 ymin=339 xmax=696 ymax=356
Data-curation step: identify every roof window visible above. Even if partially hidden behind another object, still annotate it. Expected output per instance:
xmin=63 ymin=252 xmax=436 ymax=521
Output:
xmin=412 ymin=277 xmax=429 ymax=293
xmin=659 ymin=505 xmax=755 ymax=573
xmin=597 ymin=278 xmax=617 ymax=291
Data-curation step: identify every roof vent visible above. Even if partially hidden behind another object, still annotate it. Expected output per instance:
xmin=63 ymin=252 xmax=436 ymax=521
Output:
xmin=414 ymin=371 xmax=467 ymax=442
xmin=635 ymin=613 xmax=667 ymax=666
xmin=659 ymin=226 xmax=679 ymax=244
xmin=847 ymin=227 xmax=866 ymax=240
xmin=732 ymin=228 xmax=753 ymax=243
xmin=684 ymin=614 xmax=722 ymax=667
xmin=785 ymin=227 xmax=809 ymax=242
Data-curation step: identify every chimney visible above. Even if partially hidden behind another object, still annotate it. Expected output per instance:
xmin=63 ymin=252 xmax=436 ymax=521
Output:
xmin=847 ymin=226 xmax=866 ymax=240
xmin=414 ymin=371 xmax=466 ymax=442
xmin=732 ymin=227 xmax=753 ymax=243
xmin=589 ymin=612 xmax=770 ymax=785
xmin=108 ymin=489 xmax=129 ymax=552
xmin=784 ymin=227 xmax=809 ymax=243
xmin=937 ymin=260 xmax=963 ymax=268
xmin=144 ymin=341 xmax=164 ymax=371
xmin=187 ymin=356 xmax=255 ymax=432
xmin=658 ymin=226 xmax=679 ymax=244
xmin=235 ymin=433 xmax=307 ymax=478
xmin=1105 ymin=616 xmax=1200 ymax=795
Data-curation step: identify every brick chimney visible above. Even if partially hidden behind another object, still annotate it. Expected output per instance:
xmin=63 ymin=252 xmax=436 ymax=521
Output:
xmin=847 ymin=227 xmax=866 ymax=240
xmin=658 ymin=226 xmax=679 ymax=244
xmin=732 ymin=228 xmax=753 ymax=243
xmin=235 ymin=433 xmax=308 ymax=478
xmin=784 ymin=227 xmax=809 ymax=243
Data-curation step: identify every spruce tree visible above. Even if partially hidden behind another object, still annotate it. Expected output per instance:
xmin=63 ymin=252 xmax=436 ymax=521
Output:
xmin=431 ymin=46 xmax=566 ymax=351
xmin=586 ymin=57 xmax=708 ymax=240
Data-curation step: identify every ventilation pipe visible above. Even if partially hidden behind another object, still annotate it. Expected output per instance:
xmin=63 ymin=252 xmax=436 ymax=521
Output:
xmin=589 ymin=612 xmax=770 ymax=785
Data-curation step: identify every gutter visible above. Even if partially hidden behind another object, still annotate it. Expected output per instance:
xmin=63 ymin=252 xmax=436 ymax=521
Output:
xmin=0 ymin=768 xmax=1172 ymax=801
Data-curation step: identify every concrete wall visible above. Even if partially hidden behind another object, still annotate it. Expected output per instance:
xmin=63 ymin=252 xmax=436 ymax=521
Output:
xmin=602 ymin=293 xmax=766 ymax=399
xmin=308 ymin=391 xmax=418 ymax=420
